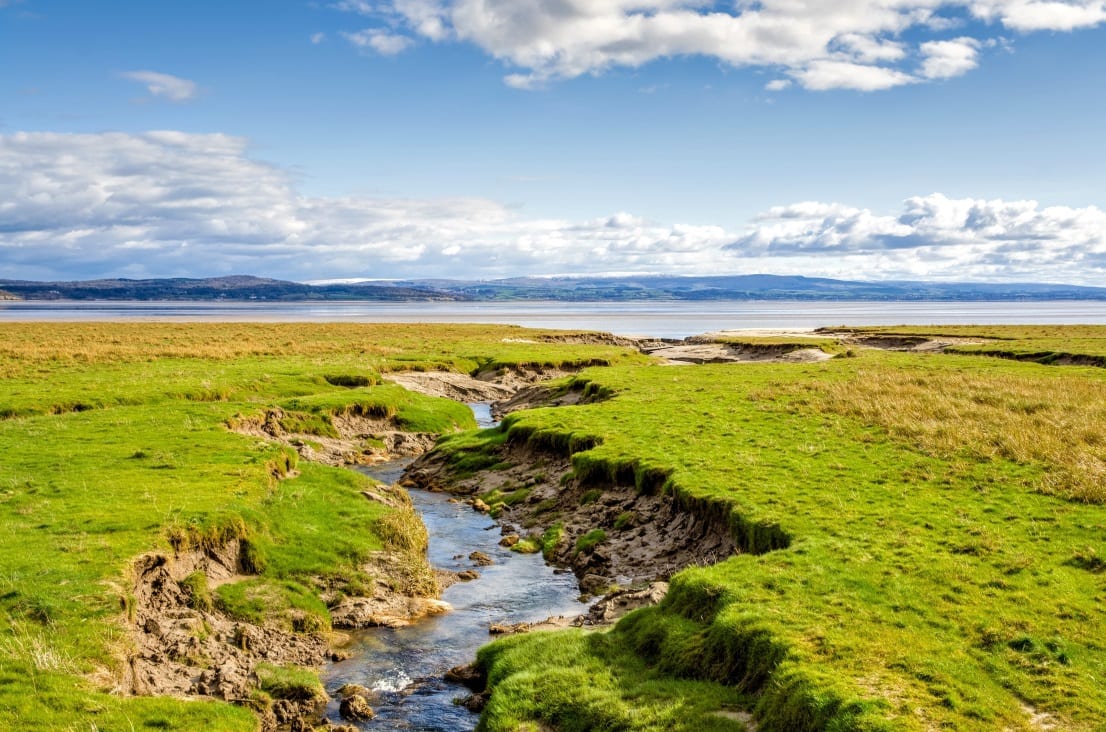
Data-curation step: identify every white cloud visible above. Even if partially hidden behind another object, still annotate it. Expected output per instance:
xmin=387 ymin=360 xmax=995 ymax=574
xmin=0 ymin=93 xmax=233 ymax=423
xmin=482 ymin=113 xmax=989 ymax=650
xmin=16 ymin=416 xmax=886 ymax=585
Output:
xmin=119 ymin=71 xmax=199 ymax=102
xmin=726 ymin=193 xmax=1106 ymax=280
xmin=311 ymin=32 xmax=326 ymax=44
xmin=332 ymin=0 xmax=376 ymax=13
xmin=342 ymin=28 xmax=415 ymax=55
xmin=971 ymin=0 xmax=1106 ymax=31
xmin=2 ymin=131 xmax=1106 ymax=284
xmin=920 ymin=37 xmax=981 ymax=79
xmin=328 ymin=0 xmax=1106 ymax=90
xmin=765 ymin=79 xmax=792 ymax=91
xmin=795 ymin=60 xmax=917 ymax=91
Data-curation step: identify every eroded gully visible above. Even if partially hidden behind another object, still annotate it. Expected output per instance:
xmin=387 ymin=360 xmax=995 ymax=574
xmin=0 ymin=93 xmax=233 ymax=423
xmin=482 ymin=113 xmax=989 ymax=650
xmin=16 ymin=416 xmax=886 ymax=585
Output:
xmin=321 ymin=403 xmax=589 ymax=730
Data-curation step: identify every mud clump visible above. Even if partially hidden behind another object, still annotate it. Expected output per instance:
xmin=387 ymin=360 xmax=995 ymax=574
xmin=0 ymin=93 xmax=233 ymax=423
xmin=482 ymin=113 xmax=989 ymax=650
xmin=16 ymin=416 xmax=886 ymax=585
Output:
xmin=468 ymin=551 xmax=494 ymax=566
xmin=338 ymin=693 xmax=375 ymax=721
xmin=575 ymin=582 xmax=669 ymax=626
xmin=229 ymin=406 xmax=436 ymax=467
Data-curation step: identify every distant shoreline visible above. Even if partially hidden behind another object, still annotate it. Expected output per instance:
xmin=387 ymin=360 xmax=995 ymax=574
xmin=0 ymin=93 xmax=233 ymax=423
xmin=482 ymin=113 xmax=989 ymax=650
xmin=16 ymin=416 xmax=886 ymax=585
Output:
xmin=4 ymin=273 xmax=1106 ymax=304
xmin=3 ymin=300 xmax=1105 ymax=340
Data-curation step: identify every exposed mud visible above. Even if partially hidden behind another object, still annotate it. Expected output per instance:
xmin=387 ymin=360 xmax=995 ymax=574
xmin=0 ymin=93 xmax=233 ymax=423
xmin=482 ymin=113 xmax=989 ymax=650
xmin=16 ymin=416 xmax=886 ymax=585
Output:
xmin=125 ymin=529 xmax=454 ymax=730
xmin=230 ymin=406 xmax=437 ymax=467
xmin=404 ymin=441 xmax=737 ymax=599
xmin=814 ymin=328 xmax=986 ymax=353
xmin=126 ymin=544 xmax=330 ymax=731
xmin=492 ymin=381 xmax=593 ymax=419
xmin=643 ymin=341 xmax=833 ymax=364
xmin=486 ymin=581 xmax=671 ymax=636
xmin=385 ymin=371 xmax=514 ymax=403
xmin=385 ymin=362 xmax=589 ymax=402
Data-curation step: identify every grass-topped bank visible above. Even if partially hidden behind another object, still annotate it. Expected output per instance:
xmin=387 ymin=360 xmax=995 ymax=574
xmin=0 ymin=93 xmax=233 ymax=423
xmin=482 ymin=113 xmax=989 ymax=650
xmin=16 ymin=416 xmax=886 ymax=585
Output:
xmin=433 ymin=338 xmax=1106 ymax=731
xmin=823 ymin=323 xmax=1106 ymax=365
xmin=0 ymin=322 xmax=643 ymax=731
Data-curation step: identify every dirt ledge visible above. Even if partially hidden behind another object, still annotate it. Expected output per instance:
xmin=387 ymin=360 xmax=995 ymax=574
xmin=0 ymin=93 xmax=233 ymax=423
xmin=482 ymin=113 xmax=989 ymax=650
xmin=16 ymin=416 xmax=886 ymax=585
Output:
xmin=125 ymin=543 xmax=330 ymax=731
xmin=404 ymin=440 xmax=738 ymax=598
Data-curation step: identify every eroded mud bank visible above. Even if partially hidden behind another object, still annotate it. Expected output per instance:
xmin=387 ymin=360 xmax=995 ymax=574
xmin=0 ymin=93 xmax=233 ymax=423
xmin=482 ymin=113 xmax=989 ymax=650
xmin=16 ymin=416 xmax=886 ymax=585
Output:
xmin=404 ymin=439 xmax=738 ymax=597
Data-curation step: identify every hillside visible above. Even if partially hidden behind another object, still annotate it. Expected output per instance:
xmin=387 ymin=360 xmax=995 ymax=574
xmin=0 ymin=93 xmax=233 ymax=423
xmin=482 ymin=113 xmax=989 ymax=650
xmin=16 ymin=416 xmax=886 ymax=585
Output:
xmin=3 ymin=274 xmax=1106 ymax=302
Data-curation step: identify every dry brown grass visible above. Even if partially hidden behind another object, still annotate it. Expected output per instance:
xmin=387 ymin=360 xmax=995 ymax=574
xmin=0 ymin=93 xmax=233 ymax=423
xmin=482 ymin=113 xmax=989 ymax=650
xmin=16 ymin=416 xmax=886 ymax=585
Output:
xmin=0 ymin=322 xmax=429 ymax=365
xmin=0 ymin=322 xmax=637 ymax=380
xmin=790 ymin=366 xmax=1106 ymax=503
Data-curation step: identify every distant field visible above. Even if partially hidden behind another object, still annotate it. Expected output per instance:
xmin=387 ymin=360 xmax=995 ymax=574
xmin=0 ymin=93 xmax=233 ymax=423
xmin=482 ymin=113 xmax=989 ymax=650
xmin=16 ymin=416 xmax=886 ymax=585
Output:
xmin=0 ymin=323 xmax=641 ymax=731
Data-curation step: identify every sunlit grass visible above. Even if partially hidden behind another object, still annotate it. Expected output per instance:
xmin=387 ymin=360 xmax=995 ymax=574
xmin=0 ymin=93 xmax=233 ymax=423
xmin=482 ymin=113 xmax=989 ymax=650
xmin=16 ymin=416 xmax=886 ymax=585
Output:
xmin=450 ymin=344 xmax=1106 ymax=730
xmin=774 ymin=355 xmax=1106 ymax=503
xmin=0 ymin=321 xmax=643 ymax=730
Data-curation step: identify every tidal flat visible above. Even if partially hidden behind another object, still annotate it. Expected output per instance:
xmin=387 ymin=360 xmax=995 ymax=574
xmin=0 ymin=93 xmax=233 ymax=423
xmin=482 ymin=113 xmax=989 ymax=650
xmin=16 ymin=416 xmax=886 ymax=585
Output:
xmin=1 ymin=322 xmax=1105 ymax=731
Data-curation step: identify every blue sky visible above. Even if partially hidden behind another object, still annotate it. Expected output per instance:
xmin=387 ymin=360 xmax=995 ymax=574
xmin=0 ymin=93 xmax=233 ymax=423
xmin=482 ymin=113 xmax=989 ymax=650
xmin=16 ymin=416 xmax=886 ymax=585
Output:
xmin=1 ymin=0 xmax=1105 ymax=283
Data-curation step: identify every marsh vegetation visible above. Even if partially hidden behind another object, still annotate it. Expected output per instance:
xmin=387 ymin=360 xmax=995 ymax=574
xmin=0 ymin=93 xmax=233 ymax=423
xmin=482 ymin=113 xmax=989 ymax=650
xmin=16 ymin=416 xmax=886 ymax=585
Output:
xmin=3 ymin=322 xmax=1105 ymax=730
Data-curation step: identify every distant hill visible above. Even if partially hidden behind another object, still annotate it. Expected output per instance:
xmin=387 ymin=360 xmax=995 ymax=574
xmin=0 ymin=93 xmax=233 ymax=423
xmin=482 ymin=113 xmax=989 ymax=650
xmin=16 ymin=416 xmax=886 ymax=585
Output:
xmin=385 ymin=274 xmax=1106 ymax=302
xmin=0 ymin=289 xmax=20 ymax=301
xmin=0 ymin=276 xmax=463 ymax=302
xmin=2 ymin=274 xmax=1105 ymax=302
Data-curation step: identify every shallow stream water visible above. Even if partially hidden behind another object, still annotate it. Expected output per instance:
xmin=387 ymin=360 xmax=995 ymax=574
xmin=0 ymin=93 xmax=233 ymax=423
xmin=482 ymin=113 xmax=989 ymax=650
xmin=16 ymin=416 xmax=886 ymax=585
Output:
xmin=322 ymin=403 xmax=587 ymax=730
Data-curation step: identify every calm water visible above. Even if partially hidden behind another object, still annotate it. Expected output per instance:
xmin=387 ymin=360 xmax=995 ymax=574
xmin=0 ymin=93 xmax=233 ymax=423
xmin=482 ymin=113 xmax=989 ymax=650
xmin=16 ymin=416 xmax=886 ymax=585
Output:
xmin=4 ymin=300 xmax=1106 ymax=339
xmin=324 ymin=404 xmax=587 ymax=730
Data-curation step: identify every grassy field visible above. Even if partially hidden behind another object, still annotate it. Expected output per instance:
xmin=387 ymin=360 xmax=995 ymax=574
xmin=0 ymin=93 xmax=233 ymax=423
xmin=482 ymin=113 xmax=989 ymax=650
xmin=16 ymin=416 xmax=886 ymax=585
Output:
xmin=445 ymin=338 xmax=1106 ymax=731
xmin=0 ymin=323 xmax=641 ymax=731
xmin=6 ymin=322 xmax=1106 ymax=731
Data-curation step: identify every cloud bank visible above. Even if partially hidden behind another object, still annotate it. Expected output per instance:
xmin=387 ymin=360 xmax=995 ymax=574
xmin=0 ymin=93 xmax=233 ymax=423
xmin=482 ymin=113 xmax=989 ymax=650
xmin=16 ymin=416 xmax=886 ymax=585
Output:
xmin=1 ymin=131 xmax=1104 ymax=283
xmin=333 ymin=0 xmax=1106 ymax=90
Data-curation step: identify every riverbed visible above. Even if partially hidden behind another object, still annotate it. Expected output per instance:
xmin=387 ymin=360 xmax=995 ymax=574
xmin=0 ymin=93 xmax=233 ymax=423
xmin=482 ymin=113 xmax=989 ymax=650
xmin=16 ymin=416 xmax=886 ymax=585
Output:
xmin=322 ymin=404 xmax=588 ymax=730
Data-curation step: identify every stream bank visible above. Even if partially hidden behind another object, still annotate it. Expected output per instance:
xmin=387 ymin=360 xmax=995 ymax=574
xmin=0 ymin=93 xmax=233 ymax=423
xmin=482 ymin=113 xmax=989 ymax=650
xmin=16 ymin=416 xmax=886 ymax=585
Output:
xmin=321 ymin=404 xmax=589 ymax=730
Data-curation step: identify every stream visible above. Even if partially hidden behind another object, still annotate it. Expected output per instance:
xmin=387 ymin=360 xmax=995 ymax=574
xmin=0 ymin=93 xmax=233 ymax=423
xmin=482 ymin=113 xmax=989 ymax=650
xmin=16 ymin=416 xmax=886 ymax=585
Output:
xmin=322 ymin=403 xmax=588 ymax=730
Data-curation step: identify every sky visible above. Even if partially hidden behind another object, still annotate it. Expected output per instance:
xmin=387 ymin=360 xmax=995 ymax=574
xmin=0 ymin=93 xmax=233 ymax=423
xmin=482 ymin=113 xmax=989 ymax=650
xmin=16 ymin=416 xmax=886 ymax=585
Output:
xmin=1 ymin=0 xmax=1105 ymax=284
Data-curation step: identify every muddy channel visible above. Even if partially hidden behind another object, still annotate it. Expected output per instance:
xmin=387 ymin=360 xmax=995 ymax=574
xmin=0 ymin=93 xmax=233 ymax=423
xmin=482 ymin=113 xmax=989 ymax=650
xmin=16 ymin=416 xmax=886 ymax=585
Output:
xmin=321 ymin=404 xmax=590 ymax=730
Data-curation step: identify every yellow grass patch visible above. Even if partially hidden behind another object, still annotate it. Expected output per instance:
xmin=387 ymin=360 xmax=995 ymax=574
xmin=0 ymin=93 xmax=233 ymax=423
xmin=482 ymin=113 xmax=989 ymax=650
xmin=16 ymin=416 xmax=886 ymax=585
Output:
xmin=792 ymin=366 xmax=1106 ymax=503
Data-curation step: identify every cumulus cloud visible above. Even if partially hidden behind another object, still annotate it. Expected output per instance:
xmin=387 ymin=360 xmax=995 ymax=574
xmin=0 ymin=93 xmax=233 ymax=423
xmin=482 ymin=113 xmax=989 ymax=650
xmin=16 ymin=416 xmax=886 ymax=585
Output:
xmin=920 ymin=37 xmax=982 ymax=79
xmin=330 ymin=0 xmax=1106 ymax=90
xmin=2 ymin=131 xmax=1105 ymax=284
xmin=726 ymin=193 xmax=1106 ymax=280
xmin=0 ymin=131 xmax=734 ymax=280
xmin=971 ymin=0 xmax=1106 ymax=31
xmin=119 ymin=71 xmax=199 ymax=102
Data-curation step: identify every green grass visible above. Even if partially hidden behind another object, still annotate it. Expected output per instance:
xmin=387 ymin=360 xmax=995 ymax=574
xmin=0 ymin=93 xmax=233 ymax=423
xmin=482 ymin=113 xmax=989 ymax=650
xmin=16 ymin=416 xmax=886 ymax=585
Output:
xmin=0 ymin=321 xmax=643 ymax=731
xmin=447 ymin=345 xmax=1106 ymax=730
xmin=282 ymin=383 xmax=478 ymax=434
xmin=575 ymin=529 xmax=608 ymax=555
xmin=255 ymin=662 xmax=326 ymax=702
xmin=710 ymin=335 xmax=846 ymax=355
xmin=476 ymin=630 xmax=751 ymax=731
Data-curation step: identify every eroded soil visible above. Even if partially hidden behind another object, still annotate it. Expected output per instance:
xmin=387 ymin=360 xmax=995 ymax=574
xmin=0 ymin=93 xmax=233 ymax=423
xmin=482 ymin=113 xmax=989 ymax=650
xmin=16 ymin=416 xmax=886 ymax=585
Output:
xmin=404 ymin=441 xmax=737 ymax=598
